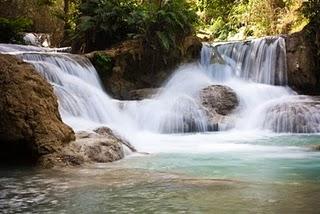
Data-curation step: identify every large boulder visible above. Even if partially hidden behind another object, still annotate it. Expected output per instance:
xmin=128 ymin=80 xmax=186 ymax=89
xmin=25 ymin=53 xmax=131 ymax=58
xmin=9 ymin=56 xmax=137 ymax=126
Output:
xmin=199 ymin=85 xmax=239 ymax=130
xmin=286 ymin=21 xmax=320 ymax=94
xmin=0 ymin=54 xmax=75 ymax=164
xmin=200 ymin=85 xmax=239 ymax=115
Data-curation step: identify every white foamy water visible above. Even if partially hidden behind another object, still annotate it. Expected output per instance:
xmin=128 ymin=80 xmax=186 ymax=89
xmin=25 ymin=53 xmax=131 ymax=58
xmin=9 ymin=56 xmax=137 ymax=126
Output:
xmin=1 ymin=37 xmax=320 ymax=154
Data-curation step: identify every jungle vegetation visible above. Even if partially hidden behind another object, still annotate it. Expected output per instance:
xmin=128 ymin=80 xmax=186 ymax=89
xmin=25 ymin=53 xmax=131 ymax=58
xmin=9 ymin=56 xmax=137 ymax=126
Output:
xmin=0 ymin=0 xmax=318 ymax=51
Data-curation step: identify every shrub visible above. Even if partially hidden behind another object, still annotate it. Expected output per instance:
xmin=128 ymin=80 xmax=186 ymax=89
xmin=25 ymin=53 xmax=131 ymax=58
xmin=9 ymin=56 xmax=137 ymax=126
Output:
xmin=73 ymin=0 xmax=197 ymax=53
xmin=143 ymin=0 xmax=197 ymax=52
xmin=73 ymin=0 xmax=143 ymax=52
xmin=301 ymin=0 xmax=320 ymax=23
xmin=0 ymin=18 xmax=33 ymax=43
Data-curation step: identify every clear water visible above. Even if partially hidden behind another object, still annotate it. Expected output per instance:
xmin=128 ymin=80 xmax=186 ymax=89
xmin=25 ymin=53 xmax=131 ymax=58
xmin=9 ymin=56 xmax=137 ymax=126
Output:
xmin=1 ymin=134 xmax=320 ymax=213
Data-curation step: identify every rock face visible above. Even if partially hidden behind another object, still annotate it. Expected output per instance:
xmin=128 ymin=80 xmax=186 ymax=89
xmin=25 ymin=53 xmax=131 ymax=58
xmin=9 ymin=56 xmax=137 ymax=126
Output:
xmin=286 ymin=22 xmax=320 ymax=94
xmin=86 ymin=36 xmax=202 ymax=99
xmin=199 ymin=85 xmax=239 ymax=130
xmin=0 ymin=54 xmax=75 ymax=164
xmin=40 ymin=127 xmax=135 ymax=168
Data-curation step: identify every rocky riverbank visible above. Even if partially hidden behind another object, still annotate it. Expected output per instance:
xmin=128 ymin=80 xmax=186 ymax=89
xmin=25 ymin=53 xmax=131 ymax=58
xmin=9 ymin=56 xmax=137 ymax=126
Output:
xmin=0 ymin=54 xmax=133 ymax=167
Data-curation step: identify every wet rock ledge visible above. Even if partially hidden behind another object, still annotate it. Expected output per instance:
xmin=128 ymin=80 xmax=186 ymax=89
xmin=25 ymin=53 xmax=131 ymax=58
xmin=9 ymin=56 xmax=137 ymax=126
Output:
xmin=0 ymin=54 xmax=132 ymax=167
xmin=86 ymin=36 xmax=202 ymax=99
xmin=40 ymin=127 xmax=136 ymax=168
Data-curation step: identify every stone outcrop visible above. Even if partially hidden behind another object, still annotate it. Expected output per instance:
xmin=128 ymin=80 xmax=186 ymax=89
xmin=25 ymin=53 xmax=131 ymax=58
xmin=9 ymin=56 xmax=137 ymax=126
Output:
xmin=86 ymin=36 xmax=202 ymax=99
xmin=286 ymin=21 xmax=320 ymax=94
xmin=40 ymin=127 xmax=136 ymax=168
xmin=0 ymin=54 xmax=75 ymax=164
xmin=199 ymin=85 xmax=239 ymax=130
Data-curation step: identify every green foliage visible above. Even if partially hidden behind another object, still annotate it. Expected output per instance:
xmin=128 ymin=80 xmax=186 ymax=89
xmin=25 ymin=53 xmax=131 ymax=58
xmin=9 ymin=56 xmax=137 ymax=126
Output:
xmin=196 ymin=0 xmax=307 ymax=40
xmin=0 ymin=18 xmax=33 ymax=43
xmin=73 ymin=0 xmax=143 ymax=52
xmin=301 ymin=0 xmax=320 ymax=23
xmin=143 ymin=0 xmax=197 ymax=52
xmin=193 ymin=0 xmax=237 ymax=39
xmin=73 ymin=0 xmax=197 ymax=53
xmin=93 ymin=52 xmax=114 ymax=77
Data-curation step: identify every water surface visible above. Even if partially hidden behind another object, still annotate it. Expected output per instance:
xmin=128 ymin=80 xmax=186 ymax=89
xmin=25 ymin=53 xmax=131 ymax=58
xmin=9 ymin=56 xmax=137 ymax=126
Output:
xmin=1 ymin=133 xmax=320 ymax=213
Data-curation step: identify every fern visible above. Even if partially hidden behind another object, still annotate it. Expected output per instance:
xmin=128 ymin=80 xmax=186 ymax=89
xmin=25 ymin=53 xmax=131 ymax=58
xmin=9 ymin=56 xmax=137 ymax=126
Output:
xmin=73 ymin=0 xmax=197 ymax=53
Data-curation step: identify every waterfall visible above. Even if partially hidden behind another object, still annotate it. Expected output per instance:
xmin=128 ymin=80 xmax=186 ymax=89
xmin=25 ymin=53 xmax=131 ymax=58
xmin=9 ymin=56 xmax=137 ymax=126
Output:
xmin=201 ymin=36 xmax=288 ymax=85
xmin=0 ymin=44 xmax=211 ymax=134
xmin=1 ymin=36 xmax=320 ymax=135
xmin=120 ymin=64 xmax=213 ymax=133
xmin=261 ymin=96 xmax=320 ymax=133
xmin=0 ymin=45 xmax=128 ymax=131
xmin=200 ymin=37 xmax=320 ymax=133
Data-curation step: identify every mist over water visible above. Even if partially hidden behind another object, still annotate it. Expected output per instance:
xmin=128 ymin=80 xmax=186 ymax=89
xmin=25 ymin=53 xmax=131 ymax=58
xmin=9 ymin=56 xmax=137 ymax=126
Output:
xmin=1 ymin=37 xmax=320 ymax=152
xmin=1 ymin=37 xmax=320 ymax=213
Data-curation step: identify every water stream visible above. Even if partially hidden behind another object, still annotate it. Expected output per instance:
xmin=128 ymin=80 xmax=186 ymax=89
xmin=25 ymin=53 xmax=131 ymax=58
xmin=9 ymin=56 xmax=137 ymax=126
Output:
xmin=0 ymin=37 xmax=319 ymax=213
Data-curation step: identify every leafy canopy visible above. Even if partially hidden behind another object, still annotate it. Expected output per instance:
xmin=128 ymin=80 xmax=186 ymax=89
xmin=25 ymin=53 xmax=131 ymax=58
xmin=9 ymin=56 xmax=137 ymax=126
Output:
xmin=73 ymin=0 xmax=197 ymax=53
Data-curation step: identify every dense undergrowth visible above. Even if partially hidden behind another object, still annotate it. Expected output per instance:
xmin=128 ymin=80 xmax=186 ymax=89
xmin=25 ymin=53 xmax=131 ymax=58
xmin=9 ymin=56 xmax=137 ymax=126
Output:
xmin=72 ymin=0 xmax=197 ymax=53
xmin=0 ymin=0 xmax=318 ymax=48
xmin=0 ymin=18 xmax=33 ymax=43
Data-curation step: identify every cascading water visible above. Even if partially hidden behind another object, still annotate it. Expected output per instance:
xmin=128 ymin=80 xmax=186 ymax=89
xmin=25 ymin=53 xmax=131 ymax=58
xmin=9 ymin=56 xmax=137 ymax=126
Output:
xmin=1 ymin=35 xmax=320 ymax=139
xmin=0 ymin=44 xmax=212 ymax=134
xmin=208 ymin=36 xmax=288 ymax=85
xmin=200 ymin=37 xmax=296 ymax=131
xmin=2 ymin=39 xmax=320 ymax=214
xmin=260 ymin=96 xmax=320 ymax=133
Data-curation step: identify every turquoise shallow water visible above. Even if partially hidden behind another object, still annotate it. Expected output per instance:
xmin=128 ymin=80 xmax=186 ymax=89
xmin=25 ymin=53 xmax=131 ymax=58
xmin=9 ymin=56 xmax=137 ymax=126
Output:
xmin=119 ymin=134 xmax=320 ymax=183
xmin=1 ymin=134 xmax=320 ymax=213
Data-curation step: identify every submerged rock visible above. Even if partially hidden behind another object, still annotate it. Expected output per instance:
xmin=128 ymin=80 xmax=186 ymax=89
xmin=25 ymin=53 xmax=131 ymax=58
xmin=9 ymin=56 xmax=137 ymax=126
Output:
xmin=125 ymin=88 xmax=161 ymax=100
xmin=0 ymin=54 xmax=75 ymax=164
xmin=262 ymin=96 xmax=320 ymax=133
xmin=199 ymin=85 xmax=239 ymax=130
xmin=86 ymin=36 xmax=202 ymax=99
xmin=311 ymin=145 xmax=320 ymax=151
